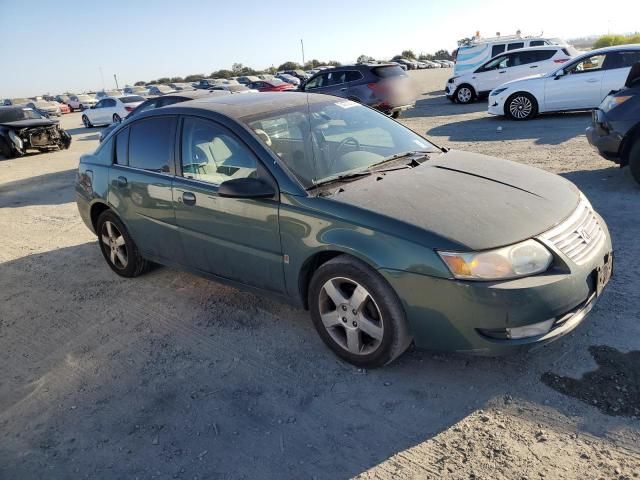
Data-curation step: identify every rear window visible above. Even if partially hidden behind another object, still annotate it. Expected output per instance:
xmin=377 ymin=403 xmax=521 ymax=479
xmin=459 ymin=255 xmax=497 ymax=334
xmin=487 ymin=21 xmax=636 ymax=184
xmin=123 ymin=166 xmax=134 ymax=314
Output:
xmin=562 ymin=46 xmax=580 ymax=57
xmin=121 ymin=96 xmax=145 ymax=103
xmin=372 ymin=66 xmax=406 ymax=78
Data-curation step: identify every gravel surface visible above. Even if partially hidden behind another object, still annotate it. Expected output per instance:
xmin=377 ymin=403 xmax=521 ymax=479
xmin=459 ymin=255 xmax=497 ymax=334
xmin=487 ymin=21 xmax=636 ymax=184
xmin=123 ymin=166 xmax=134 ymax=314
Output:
xmin=1 ymin=69 xmax=639 ymax=479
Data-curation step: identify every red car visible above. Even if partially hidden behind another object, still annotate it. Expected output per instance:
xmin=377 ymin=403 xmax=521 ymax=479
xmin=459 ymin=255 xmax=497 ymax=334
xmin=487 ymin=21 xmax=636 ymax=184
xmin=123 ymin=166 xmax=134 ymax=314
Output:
xmin=57 ymin=102 xmax=71 ymax=114
xmin=246 ymin=80 xmax=295 ymax=92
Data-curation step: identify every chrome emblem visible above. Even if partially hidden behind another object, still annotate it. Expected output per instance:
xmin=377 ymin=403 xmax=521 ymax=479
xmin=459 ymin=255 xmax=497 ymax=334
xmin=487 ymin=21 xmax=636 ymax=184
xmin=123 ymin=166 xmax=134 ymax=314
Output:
xmin=577 ymin=227 xmax=592 ymax=243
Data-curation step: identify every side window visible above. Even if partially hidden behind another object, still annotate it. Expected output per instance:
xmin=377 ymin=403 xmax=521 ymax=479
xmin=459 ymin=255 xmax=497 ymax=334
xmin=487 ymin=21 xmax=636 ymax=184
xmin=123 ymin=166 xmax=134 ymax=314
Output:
xmin=508 ymin=42 xmax=524 ymax=51
xmin=94 ymin=100 xmax=105 ymax=109
xmin=105 ymin=99 xmax=116 ymax=107
xmin=305 ymin=74 xmax=325 ymax=90
xmin=491 ymin=44 xmax=505 ymax=57
xmin=180 ymin=117 xmax=258 ymax=185
xmin=345 ymin=70 xmax=363 ymax=82
xmin=479 ymin=54 xmax=508 ymax=72
xmin=128 ymin=117 xmax=175 ymax=173
xmin=134 ymin=99 xmax=158 ymax=114
xmin=534 ymin=50 xmax=556 ymax=62
xmin=327 ymin=71 xmax=347 ymax=85
xmin=115 ymin=127 xmax=129 ymax=165
xmin=603 ymin=51 xmax=640 ymax=70
xmin=566 ymin=54 xmax=606 ymax=75
xmin=93 ymin=137 xmax=114 ymax=165
xmin=530 ymin=40 xmax=545 ymax=47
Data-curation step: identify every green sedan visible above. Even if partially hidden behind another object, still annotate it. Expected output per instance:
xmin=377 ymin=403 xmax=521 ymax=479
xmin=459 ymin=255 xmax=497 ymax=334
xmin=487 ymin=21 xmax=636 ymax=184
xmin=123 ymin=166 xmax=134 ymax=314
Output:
xmin=76 ymin=93 xmax=613 ymax=367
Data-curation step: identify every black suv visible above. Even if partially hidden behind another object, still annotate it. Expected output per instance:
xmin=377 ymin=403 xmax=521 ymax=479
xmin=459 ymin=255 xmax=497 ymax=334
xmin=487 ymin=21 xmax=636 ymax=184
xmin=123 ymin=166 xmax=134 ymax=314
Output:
xmin=299 ymin=64 xmax=416 ymax=118
xmin=587 ymin=63 xmax=640 ymax=184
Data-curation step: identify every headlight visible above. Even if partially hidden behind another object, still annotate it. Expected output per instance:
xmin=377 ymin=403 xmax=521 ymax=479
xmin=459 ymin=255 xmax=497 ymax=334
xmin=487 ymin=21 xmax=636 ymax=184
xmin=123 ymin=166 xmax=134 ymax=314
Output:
xmin=491 ymin=87 xmax=508 ymax=96
xmin=438 ymin=239 xmax=552 ymax=281
xmin=601 ymin=95 xmax=631 ymax=112
xmin=8 ymin=130 xmax=23 ymax=149
xmin=447 ymin=76 xmax=459 ymax=84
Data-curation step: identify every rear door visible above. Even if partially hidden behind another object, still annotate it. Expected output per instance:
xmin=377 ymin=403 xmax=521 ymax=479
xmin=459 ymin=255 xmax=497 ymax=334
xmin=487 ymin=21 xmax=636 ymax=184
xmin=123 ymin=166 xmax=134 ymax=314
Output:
xmin=172 ymin=116 xmax=284 ymax=292
xmin=601 ymin=50 xmax=640 ymax=97
xmin=108 ymin=116 xmax=183 ymax=263
xmin=544 ymin=53 xmax=607 ymax=111
xmin=100 ymin=99 xmax=117 ymax=123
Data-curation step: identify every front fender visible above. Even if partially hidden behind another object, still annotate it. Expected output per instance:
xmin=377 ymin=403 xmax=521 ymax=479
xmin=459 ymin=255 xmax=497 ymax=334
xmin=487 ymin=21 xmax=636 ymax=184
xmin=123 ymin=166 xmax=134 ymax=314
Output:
xmin=279 ymin=194 xmax=451 ymax=300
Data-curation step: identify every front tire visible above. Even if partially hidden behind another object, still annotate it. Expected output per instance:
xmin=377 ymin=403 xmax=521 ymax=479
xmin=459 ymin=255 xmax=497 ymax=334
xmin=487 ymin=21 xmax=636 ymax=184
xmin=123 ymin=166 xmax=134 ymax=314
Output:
xmin=454 ymin=85 xmax=475 ymax=104
xmin=308 ymin=255 xmax=412 ymax=368
xmin=0 ymin=138 xmax=15 ymax=159
xmin=629 ymin=139 xmax=640 ymax=185
xmin=82 ymin=115 xmax=93 ymax=128
xmin=113 ymin=113 xmax=121 ymax=123
xmin=505 ymin=92 xmax=538 ymax=120
xmin=96 ymin=210 xmax=149 ymax=278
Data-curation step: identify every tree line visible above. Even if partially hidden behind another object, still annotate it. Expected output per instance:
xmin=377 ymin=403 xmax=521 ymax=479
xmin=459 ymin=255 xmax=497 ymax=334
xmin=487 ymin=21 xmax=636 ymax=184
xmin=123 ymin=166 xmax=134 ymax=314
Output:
xmin=593 ymin=33 xmax=640 ymax=49
xmin=133 ymin=59 xmax=342 ymax=86
xmin=132 ymin=49 xmax=453 ymax=86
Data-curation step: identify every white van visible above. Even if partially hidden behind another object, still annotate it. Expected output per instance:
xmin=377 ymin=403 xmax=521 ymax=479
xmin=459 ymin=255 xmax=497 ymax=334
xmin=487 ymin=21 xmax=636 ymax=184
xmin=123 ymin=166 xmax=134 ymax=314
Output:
xmin=453 ymin=34 xmax=564 ymax=76
xmin=446 ymin=45 xmax=577 ymax=103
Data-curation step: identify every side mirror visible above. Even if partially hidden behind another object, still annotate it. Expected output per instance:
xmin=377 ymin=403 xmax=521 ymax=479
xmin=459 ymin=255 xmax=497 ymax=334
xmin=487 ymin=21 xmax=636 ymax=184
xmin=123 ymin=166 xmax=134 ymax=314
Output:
xmin=218 ymin=177 xmax=276 ymax=199
xmin=554 ymin=70 xmax=565 ymax=80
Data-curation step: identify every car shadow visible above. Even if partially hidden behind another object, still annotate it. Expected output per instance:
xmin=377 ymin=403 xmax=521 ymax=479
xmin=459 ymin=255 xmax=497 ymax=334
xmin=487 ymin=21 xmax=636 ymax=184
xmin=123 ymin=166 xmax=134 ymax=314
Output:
xmin=0 ymin=168 xmax=76 ymax=207
xmin=1 ymin=238 xmax=637 ymax=478
xmin=64 ymin=126 xmax=105 ymax=136
xmin=78 ymin=133 xmax=101 ymax=141
xmin=403 ymin=94 xmax=489 ymax=119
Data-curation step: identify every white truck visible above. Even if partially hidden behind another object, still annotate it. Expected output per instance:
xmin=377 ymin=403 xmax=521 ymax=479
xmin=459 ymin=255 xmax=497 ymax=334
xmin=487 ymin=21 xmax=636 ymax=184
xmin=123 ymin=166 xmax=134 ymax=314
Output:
xmin=453 ymin=33 xmax=564 ymax=76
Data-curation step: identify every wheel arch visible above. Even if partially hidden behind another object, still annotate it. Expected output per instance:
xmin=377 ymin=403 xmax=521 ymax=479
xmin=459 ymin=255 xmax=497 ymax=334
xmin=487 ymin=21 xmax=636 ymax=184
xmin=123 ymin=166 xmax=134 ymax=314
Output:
xmin=90 ymin=201 xmax=111 ymax=232
xmin=504 ymin=91 xmax=539 ymax=118
xmin=456 ymin=83 xmax=477 ymax=99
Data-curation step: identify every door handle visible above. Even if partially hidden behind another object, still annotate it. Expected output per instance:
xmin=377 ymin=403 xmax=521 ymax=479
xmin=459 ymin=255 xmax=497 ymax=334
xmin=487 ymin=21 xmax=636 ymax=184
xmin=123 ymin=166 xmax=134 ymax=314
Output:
xmin=340 ymin=87 xmax=348 ymax=91
xmin=181 ymin=191 xmax=196 ymax=206
xmin=586 ymin=78 xmax=599 ymax=83
xmin=529 ymin=65 xmax=538 ymax=68
xmin=498 ymin=70 xmax=506 ymax=74
xmin=116 ymin=176 xmax=127 ymax=187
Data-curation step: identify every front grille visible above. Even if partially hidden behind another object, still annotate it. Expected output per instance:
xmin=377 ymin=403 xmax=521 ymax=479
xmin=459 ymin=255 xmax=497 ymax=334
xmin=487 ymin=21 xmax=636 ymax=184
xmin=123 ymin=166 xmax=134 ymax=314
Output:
xmin=539 ymin=198 xmax=605 ymax=264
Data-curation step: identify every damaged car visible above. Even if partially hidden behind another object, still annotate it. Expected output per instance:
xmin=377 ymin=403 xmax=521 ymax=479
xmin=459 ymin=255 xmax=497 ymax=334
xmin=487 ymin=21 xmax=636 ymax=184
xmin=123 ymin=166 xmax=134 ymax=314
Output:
xmin=0 ymin=106 xmax=72 ymax=158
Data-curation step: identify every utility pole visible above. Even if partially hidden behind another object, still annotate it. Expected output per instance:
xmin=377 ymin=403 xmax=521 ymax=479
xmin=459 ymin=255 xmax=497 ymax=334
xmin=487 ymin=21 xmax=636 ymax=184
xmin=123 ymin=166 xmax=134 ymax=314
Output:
xmin=99 ymin=66 xmax=105 ymax=89
xmin=113 ymin=74 xmax=119 ymax=90
xmin=301 ymin=39 xmax=305 ymax=67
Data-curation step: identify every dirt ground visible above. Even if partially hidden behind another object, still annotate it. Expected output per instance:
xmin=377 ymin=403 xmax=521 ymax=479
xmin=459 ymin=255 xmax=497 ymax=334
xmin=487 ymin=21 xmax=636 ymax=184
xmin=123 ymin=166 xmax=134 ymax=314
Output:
xmin=1 ymin=69 xmax=639 ymax=480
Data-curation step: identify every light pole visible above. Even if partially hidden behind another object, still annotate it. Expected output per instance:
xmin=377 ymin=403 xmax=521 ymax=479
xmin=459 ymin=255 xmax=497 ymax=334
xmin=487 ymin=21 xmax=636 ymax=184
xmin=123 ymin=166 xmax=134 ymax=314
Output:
xmin=113 ymin=74 xmax=119 ymax=90
xmin=301 ymin=39 xmax=305 ymax=67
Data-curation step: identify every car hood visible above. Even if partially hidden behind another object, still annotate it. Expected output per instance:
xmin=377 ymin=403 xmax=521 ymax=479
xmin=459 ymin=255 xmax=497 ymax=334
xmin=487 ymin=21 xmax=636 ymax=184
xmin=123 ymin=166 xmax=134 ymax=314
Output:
xmin=328 ymin=150 xmax=580 ymax=250
xmin=0 ymin=119 xmax=58 ymax=128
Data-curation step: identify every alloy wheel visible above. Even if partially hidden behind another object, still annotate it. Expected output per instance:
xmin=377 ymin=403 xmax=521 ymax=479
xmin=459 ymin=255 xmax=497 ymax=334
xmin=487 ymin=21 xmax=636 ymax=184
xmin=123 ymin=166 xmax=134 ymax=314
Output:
xmin=101 ymin=221 xmax=128 ymax=269
xmin=82 ymin=116 xmax=90 ymax=128
xmin=457 ymin=87 xmax=472 ymax=103
xmin=318 ymin=277 xmax=384 ymax=355
xmin=509 ymin=96 xmax=533 ymax=119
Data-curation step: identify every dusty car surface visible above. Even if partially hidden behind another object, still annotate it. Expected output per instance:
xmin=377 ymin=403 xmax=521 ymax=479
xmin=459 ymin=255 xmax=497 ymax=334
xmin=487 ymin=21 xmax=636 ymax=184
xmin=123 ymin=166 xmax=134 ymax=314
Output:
xmin=75 ymin=93 xmax=613 ymax=367
xmin=0 ymin=106 xmax=71 ymax=158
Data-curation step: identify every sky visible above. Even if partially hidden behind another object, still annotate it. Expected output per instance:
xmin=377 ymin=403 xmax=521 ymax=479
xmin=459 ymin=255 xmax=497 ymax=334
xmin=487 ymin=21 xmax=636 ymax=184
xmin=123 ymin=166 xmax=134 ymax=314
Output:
xmin=1 ymin=0 xmax=638 ymax=97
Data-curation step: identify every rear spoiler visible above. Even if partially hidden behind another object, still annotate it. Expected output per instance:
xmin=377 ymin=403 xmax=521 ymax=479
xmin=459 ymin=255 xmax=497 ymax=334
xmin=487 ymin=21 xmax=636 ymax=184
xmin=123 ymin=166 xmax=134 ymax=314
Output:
xmin=625 ymin=62 xmax=640 ymax=88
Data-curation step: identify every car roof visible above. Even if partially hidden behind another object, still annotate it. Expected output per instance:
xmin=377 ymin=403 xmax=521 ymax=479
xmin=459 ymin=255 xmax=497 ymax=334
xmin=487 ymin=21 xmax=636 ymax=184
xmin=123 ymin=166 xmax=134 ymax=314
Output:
xmin=501 ymin=45 xmax=569 ymax=53
xmin=160 ymin=92 xmax=332 ymax=119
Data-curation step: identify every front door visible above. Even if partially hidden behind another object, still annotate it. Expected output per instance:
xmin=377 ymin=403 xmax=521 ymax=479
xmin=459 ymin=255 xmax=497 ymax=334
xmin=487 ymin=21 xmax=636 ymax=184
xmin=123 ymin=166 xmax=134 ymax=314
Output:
xmin=544 ymin=53 xmax=607 ymax=111
xmin=172 ymin=116 xmax=284 ymax=292
xmin=108 ymin=116 xmax=183 ymax=263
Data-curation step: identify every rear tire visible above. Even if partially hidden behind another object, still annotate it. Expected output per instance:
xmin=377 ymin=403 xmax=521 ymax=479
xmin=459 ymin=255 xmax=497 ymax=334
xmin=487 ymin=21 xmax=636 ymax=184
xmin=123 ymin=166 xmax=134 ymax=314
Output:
xmin=308 ymin=255 xmax=412 ymax=368
xmin=391 ymin=111 xmax=401 ymax=119
xmin=82 ymin=115 xmax=93 ymax=128
xmin=96 ymin=210 xmax=149 ymax=278
xmin=113 ymin=113 xmax=121 ymax=123
xmin=629 ymin=139 xmax=640 ymax=185
xmin=505 ymin=92 xmax=538 ymax=121
xmin=454 ymin=84 xmax=475 ymax=104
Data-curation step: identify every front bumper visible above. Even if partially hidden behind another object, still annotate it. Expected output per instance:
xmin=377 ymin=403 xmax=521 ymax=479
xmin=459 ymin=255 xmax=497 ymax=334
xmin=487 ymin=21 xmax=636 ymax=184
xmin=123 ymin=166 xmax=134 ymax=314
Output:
xmin=586 ymin=109 xmax=623 ymax=162
xmin=487 ymin=94 xmax=506 ymax=116
xmin=380 ymin=213 xmax=613 ymax=355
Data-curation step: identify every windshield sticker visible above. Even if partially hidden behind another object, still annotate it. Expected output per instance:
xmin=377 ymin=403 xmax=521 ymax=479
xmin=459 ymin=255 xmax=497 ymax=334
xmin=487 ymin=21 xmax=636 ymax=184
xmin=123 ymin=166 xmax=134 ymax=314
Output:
xmin=335 ymin=100 xmax=358 ymax=109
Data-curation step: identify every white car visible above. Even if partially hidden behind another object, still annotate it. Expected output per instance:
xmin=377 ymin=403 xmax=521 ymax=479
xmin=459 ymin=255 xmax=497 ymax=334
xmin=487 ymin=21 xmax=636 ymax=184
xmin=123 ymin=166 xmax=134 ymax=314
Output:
xmin=446 ymin=46 xmax=576 ymax=104
xmin=68 ymin=94 xmax=97 ymax=111
xmin=488 ymin=44 xmax=640 ymax=120
xmin=81 ymin=95 xmax=145 ymax=127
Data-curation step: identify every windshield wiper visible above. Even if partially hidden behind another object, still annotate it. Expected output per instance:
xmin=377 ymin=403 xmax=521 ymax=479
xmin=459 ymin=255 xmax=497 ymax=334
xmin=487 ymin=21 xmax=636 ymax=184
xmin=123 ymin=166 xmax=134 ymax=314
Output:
xmin=308 ymin=171 xmax=372 ymax=189
xmin=367 ymin=150 xmax=432 ymax=170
